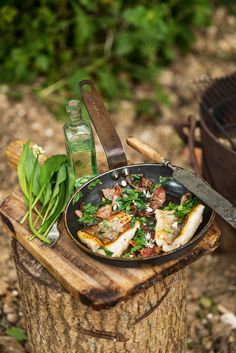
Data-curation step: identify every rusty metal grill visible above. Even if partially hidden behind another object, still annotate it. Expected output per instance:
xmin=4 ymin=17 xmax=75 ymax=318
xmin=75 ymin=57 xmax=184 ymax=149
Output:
xmin=192 ymin=73 xmax=236 ymax=151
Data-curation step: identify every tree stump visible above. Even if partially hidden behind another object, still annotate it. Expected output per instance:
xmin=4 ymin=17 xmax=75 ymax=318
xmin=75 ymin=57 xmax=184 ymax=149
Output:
xmin=1 ymin=140 xmax=220 ymax=353
xmin=13 ymin=239 xmax=187 ymax=353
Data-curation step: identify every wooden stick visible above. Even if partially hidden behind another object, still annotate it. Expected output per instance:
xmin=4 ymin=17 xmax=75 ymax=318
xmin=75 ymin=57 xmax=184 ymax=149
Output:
xmin=126 ymin=136 xmax=166 ymax=163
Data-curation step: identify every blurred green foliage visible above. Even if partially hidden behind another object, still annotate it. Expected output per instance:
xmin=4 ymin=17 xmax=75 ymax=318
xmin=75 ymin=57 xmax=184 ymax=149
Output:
xmin=0 ymin=0 xmax=220 ymax=102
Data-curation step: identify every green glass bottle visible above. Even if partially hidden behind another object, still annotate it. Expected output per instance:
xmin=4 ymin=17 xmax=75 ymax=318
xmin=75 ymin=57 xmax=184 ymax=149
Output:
xmin=64 ymin=99 xmax=98 ymax=178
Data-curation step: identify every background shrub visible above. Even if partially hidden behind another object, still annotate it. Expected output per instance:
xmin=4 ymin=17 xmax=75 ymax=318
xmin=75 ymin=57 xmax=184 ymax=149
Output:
xmin=0 ymin=0 xmax=231 ymax=102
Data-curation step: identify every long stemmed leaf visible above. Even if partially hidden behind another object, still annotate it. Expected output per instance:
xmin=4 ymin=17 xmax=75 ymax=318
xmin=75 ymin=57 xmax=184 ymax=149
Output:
xmin=41 ymin=183 xmax=52 ymax=207
xmin=38 ymin=182 xmax=67 ymax=235
xmin=17 ymin=141 xmax=30 ymax=200
xmin=28 ymin=153 xmax=50 ymax=243
xmin=51 ymin=164 xmax=67 ymax=199
xmin=65 ymin=163 xmax=76 ymax=201
xmin=25 ymin=147 xmax=41 ymax=196
xmin=40 ymin=155 xmax=67 ymax=187
xmin=41 ymin=164 xmax=67 ymax=223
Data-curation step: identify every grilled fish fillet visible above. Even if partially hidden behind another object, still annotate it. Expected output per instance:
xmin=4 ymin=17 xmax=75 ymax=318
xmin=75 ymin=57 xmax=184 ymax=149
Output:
xmin=155 ymin=204 xmax=205 ymax=252
xmin=77 ymin=211 xmax=140 ymax=257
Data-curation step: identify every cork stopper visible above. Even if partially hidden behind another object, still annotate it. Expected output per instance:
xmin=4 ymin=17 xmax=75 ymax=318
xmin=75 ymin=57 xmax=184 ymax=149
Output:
xmin=66 ymin=99 xmax=82 ymax=118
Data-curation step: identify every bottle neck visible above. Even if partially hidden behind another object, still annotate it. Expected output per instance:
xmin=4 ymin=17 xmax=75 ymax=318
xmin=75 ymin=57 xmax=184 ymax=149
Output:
xmin=68 ymin=113 xmax=83 ymax=126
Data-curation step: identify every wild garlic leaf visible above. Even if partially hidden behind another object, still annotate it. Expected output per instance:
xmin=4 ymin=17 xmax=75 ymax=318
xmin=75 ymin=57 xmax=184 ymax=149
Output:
xmin=25 ymin=146 xmax=41 ymax=196
xmin=38 ymin=182 xmax=67 ymax=234
xmin=65 ymin=163 xmax=76 ymax=202
xmin=41 ymin=183 xmax=52 ymax=207
xmin=51 ymin=164 xmax=67 ymax=199
xmin=40 ymin=155 xmax=67 ymax=187
xmin=47 ymin=195 xmax=60 ymax=219
xmin=17 ymin=141 xmax=30 ymax=199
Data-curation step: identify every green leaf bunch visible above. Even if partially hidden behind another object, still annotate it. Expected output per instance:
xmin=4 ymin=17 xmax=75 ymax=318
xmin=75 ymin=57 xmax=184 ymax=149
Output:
xmin=18 ymin=142 xmax=75 ymax=243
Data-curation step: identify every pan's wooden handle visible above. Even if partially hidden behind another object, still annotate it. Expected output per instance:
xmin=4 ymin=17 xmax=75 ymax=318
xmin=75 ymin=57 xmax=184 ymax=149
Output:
xmin=126 ymin=137 xmax=166 ymax=164
xmin=6 ymin=140 xmax=47 ymax=171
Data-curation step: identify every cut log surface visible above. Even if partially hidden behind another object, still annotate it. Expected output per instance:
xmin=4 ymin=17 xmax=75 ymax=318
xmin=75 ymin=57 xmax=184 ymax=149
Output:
xmin=13 ymin=239 xmax=187 ymax=353
xmin=0 ymin=189 xmax=220 ymax=308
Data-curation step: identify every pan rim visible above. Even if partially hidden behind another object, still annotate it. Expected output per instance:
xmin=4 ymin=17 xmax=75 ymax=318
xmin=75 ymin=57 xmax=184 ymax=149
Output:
xmin=64 ymin=163 xmax=215 ymax=263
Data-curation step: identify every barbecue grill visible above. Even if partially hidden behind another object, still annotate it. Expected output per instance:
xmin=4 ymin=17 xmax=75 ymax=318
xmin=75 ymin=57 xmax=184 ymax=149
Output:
xmin=176 ymin=72 xmax=236 ymax=206
xmin=199 ymin=73 xmax=236 ymax=151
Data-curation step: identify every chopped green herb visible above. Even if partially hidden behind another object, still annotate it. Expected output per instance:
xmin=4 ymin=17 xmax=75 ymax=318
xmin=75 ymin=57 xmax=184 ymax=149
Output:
xmin=72 ymin=191 xmax=82 ymax=205
xmin=123 ymin=228 xmax=147 ymax=257
xmin=98 ymin=246 xmax=113 ymax=256
xmin=130 ymin=216 xmax=137 ymax=228
xmin=159 ymin=176 xmax=173 ymax=184
xmin=78 ymin=203 xmax=98 ymax=226
xmin=164 ymin=196 xmax=200 ymax=222
xmin=75 ymin=175 xmax=94 ymax=189
xmin=100 ymin=198 xmax=112 ymax=206
xmin=131 ymin=173 xmax=142 ymax=186
xmin=149 ymin=176 xmax=173 ymax=192
xmin=102 ymin=220 xmax=109 ymax=228
xmin=116 ymin=188 xmax=146 ymax=212
xmin=88 ymin=179 xmax=102 ymax=190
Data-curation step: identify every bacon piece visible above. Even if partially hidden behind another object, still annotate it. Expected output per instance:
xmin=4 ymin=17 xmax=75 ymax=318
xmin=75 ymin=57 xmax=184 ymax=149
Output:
xmin=101 ymin=188 xmax=115 ymax=201
xmin=95 ymin=204 xmax=112 ymax=219
xmin=130 ymin=204 xmax=137 ymax=215
xmin=140 ymin=246 xmax=161 ymax=257
xmin=126 ymin=175 xmax=153 ymax=192
xmin=180 ymin=192 xmax=192 ymax=205
xmin=102 ymin=185 xmax=122 ymax=202
xmin=129 ymin=240 xmax=136 ymax=246
xmin=138 ymin=209 xmax=154 ymax=218
xmin=150 ymin=186 xmax=166 ymax=209
xmin=140 ymin=176 xmax=153 ymax=189
xmin=75 ymin=209 xmax=83 ymax=218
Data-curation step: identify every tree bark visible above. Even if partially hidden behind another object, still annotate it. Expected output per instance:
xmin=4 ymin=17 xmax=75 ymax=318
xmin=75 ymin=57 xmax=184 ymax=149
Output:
xmin=13 ymin=240 xmax=187 ymax=353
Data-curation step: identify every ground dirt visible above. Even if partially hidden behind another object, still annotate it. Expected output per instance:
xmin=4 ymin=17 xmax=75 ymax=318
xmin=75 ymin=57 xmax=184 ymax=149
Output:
xmin=0 ymin=7 xmax=236 ymax=353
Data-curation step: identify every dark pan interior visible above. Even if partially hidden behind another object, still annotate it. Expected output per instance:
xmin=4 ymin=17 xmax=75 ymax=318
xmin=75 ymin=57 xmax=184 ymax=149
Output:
xmin=64 ymin=164 xmax=214 ymax=266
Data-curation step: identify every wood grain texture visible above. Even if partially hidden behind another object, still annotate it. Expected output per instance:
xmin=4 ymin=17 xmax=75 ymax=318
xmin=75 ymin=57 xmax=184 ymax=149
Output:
xmin=126 ymin=137 xmax=166 ymax=163
xmin=6 ymin=139 xmax=109 ymax=173
xmin=13 ymin=239 xmax=187 ymax=353
xmin=0 ymin=189 xmax=220 ymax=308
